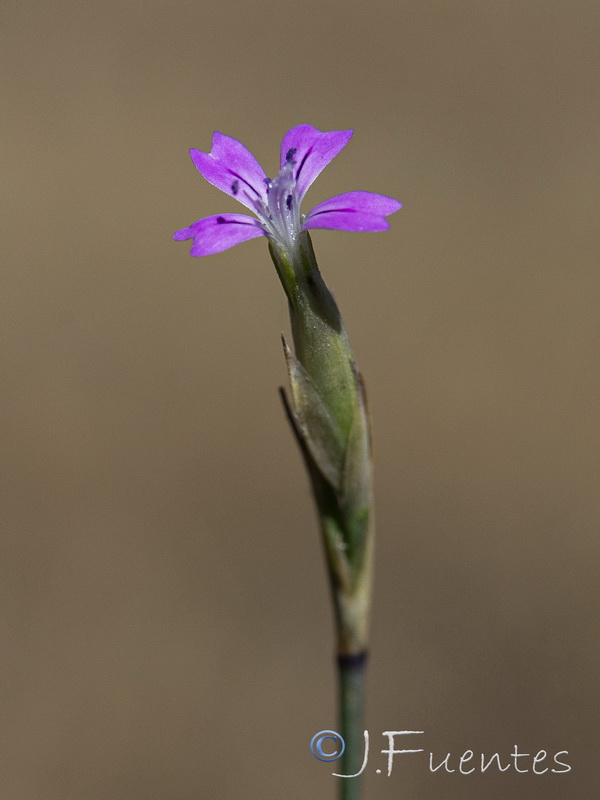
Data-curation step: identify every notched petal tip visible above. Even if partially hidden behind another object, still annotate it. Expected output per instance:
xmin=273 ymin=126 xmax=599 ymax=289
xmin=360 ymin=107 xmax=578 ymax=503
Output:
xmin=188 ymin=133 xmax=268 ymax=212
xmin=173 ymin=226 xmax=194 ymax=241
xmin=282 ymin=123 xmax=353 ymax=145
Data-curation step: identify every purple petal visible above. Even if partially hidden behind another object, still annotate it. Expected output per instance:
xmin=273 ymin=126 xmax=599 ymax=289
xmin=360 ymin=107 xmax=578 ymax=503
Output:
xmin=173 ymin=213 xmax=265 ymax=256
xmin=303 ymin=212 xmax=391 ymax=232
xmin=279 ymin=124 xmax=353 ymax=202
xmin=190 ymin=132 xmax=268 ymax=212
xmin=303 ymin=191 xmax=402 ymax=232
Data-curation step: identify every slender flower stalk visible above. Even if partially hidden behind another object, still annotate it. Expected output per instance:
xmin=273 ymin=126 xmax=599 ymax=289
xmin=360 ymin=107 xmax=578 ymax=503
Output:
xmin=174 ymin=124 xmax=401 ymax=800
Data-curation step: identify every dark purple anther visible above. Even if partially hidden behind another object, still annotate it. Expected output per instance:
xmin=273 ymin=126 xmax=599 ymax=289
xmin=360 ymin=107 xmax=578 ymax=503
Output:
xmin=286 ymin=147 xmax=297 ymax=163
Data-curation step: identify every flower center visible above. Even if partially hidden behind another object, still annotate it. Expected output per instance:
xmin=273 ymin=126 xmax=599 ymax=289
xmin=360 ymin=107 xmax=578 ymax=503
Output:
xmin=254 ymin=158 xmax=302 ymax=255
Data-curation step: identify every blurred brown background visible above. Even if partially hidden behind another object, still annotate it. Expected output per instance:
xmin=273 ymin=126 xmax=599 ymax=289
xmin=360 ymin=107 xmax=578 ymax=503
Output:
xmin=2 ymin=1 xmax=598 ymax=798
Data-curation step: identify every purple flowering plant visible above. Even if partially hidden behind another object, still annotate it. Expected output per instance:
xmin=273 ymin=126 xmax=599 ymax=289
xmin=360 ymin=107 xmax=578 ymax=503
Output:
xmin=174 ymin=125 xmax=400 ymax=800
xmin=173 ymin=124 xmax=401 ymax=258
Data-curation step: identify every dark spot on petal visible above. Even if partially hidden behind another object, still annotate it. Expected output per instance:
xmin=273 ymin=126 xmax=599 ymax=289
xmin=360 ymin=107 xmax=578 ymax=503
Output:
xmin=231 ymin=179 xmax=239 ymax=195
xmin=264 ymin=177 xmax=272 ymax=193
xmin=286 ymin=147 xmax=297 ymax=163
xmin=216 ymin=216 xmax=227 ymax=224
xmin=286 ymin=195 xmax=293 ymax=210
xmin=226 ymin=169 xmax=260 ymax=197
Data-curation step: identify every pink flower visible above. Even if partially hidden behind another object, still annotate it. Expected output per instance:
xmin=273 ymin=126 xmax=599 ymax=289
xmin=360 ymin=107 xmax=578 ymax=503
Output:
xmin=174 ymin=124 xmax=401 ymax=258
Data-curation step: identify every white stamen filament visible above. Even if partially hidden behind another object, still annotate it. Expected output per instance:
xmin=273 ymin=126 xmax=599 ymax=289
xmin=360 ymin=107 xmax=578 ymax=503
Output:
xmin=253 ymin=161 xmax=302 ymax=255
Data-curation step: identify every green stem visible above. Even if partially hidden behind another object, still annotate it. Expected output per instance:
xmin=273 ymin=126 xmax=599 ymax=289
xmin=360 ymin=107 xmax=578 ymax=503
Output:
xmin=272 ymin=234 xmax=373 ymax=800
xmin=338 ymin=652 xmax=367 ymax=800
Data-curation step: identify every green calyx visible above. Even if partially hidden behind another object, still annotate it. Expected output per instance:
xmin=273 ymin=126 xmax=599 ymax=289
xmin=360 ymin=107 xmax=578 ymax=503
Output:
xmin=270 ymin=232 xmax=374 ymax=654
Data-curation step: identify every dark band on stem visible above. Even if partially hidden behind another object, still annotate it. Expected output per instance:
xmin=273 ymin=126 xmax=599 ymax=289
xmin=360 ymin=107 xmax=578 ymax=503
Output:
xmin=337 ymin=651 xmax=368 ymax=672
